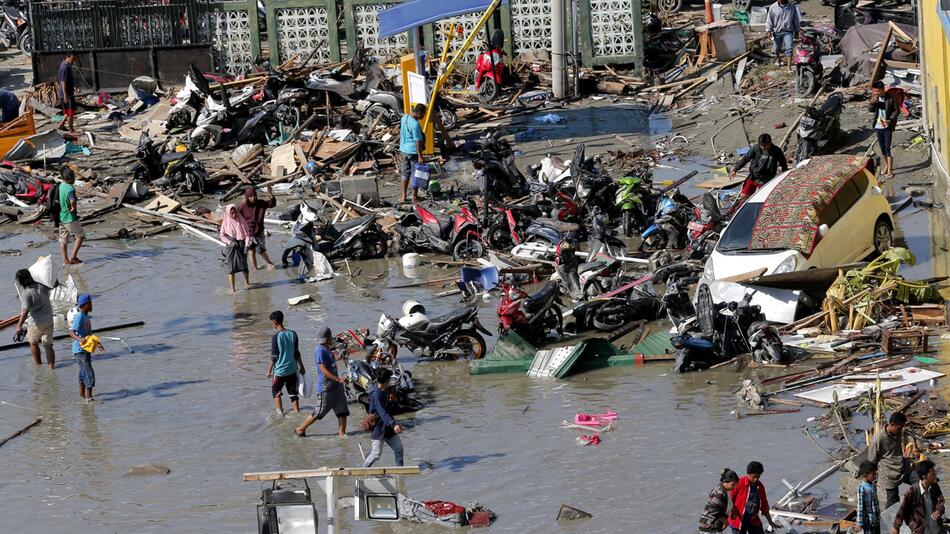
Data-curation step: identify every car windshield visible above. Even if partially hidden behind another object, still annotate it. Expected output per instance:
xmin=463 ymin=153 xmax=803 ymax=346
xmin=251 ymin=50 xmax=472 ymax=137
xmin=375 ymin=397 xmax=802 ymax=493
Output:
xmin=716 ymin=202 xmax=764 ymax=252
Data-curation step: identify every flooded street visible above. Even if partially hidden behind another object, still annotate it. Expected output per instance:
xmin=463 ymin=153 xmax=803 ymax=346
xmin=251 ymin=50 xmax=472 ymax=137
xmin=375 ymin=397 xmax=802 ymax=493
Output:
xmin=0 ymin=196 xmax=940 ymax=533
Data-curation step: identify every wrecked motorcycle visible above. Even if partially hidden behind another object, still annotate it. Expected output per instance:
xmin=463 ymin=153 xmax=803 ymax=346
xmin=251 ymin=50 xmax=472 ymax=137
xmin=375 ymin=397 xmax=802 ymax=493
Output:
xmin=373 ymin=304 xmax=491 ymax=360
xmin=394 ymin=202 xmax=485 ymax=260
xmin=132 ymin=132 xmax=208 ymax=193
xmin=794 ymin=93 xmax=843 ymax=164
xmin=281 ymin=202 xmax=388 ymax=271
xmin=344 ymin=359 xmax=422 ymax=415
xmin=497 ymin=281 xmax=564 ymax=344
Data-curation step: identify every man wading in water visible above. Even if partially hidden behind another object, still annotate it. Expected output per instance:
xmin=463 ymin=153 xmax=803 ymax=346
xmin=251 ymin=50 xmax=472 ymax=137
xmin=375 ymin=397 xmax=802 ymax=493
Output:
xmin=295 ymin=327 xmax=349 ymax=438
xmin=266 ymin=311 xmax=304 ymax=415
xmin=15 ymin=269 xmax=56 ymax=369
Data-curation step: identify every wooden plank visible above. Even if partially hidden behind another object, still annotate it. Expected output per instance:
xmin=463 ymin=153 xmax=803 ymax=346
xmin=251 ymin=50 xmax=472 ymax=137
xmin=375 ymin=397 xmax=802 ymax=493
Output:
xmin=143 ymin=194 xmax=181 ymax=214
xmin=243 ymin=466 xmax=422 ymax=481
xmin=719 ymin=268 xmax=767 ymax=283
xmin=869 ymin=24 xmax=894 ymax=84
xmin=695 ymin=175 xmax=744 ymax=190
xmin=0 ymin=418 xmax=41 ymax=447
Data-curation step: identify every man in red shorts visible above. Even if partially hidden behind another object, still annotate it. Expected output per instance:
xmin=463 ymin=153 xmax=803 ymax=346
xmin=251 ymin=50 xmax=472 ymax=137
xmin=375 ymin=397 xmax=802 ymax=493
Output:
xmin=57 ymin=51 xmax=76 ymax=134
xmin=730 ymin=133 xmax=788 ymax=202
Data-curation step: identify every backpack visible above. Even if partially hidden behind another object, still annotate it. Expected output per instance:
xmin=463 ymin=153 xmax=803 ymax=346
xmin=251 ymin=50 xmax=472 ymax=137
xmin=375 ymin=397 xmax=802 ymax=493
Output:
xmin=47 ymin=183 xmax=61 ymax=227
xmin=886 ymin=87 xmax=909 ymax=117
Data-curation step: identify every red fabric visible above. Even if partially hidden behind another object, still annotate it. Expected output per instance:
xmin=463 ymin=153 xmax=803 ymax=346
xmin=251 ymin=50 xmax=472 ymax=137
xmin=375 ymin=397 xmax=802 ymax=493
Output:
xmin=728 ymin=476 xmax=770 ymax=529
xmin=62 ymin=107 xmax=75 ymax=117
xmin=740 ymin=178 xmax=761 ymax=196
xmin=424 ymin=500 xmax=466 ymax=516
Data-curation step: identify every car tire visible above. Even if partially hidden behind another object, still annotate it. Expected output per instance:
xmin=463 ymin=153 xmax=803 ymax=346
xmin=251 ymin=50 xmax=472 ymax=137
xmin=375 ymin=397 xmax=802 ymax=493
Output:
xmin=872 ymin=218 xmax=893 ymax=256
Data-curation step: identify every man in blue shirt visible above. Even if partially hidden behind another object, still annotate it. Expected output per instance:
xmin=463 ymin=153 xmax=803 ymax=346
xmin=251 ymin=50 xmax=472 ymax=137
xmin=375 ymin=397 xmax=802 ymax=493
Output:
xmin=362 ymin=367 xmax=404 ymax=467
xmin=57 ymin=52 xmax=76 ymax=134
xmin=266 ymin=311 xmax=305 ymax=415
xmin=0 ymin=89 xmax=20 ymax=123
xmin=399 ymin=103 xmax=426 ymax=204
xmin=295 ymin=326 xmax=349 ymax=438
xmin=67 ymin=293 xmax=96 ymax=402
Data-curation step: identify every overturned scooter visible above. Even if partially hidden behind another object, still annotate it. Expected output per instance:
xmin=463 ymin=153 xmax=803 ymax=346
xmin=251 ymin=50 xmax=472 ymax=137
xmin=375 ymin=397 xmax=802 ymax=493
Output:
xmin=281 ymin=203 xmax=388 ymax=279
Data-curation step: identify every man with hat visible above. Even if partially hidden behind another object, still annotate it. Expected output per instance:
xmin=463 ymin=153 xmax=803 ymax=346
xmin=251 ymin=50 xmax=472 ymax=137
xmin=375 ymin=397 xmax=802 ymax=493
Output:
xmin=295 ymin=326 xmax=349 ymax=438
xmin=68 ymin=293 xmax=98 ymax=402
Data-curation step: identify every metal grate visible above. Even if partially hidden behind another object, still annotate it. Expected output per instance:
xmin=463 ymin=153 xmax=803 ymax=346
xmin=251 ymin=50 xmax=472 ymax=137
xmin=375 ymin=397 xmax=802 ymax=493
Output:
xmin=29 ymin=0 xmax=213 ymax=52
xmin=432 ymin=12 xmax=482 ymax=64
xmin=206 ymin=9 xmax=254 ymax=74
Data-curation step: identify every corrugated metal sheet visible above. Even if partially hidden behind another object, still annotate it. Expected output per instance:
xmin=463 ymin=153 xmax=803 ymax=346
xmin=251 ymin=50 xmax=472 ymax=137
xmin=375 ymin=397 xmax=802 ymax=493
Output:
xmin=630 ymin=332 xmax=674 ymax=356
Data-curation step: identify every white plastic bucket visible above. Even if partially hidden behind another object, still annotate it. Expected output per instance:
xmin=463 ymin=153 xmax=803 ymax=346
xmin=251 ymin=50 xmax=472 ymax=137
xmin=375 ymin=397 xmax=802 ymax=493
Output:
xmin=402 ymin=253 xmax=423 ymax=269
xmin=712 ymin=3 xmax=722 ymax=21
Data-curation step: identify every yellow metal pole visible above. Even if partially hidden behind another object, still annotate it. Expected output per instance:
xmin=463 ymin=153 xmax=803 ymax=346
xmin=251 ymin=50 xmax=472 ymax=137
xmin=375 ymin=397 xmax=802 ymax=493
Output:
xmin=440 ymin=23 xmax=459 ymax=64
xmin=421 ymin=0 xmax=502 ymax=134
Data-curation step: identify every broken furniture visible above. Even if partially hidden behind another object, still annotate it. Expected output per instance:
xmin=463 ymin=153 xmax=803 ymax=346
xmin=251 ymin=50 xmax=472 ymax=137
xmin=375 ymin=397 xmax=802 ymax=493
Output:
xmin=881 ymin=327 xmax=930 ymax=355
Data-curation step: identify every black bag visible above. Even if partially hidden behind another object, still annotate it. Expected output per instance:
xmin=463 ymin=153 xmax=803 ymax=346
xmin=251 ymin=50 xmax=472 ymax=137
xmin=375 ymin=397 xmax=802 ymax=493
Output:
xmin=47 ymin=183 xmax=61 ymax=227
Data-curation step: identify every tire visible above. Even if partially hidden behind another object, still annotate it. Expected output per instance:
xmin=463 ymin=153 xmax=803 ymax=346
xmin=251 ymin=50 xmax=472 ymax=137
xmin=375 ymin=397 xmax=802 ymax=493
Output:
xmin=696 ymin=284 xmax=716 ymax=338
xmin=17 ymin=31 xmax=31 ymax=55
xmin=733 ymin=0 xmax=752 ymax=12
xmin=478 ymin=78 xmax=498 ymax=104
xmin=356 ymin=232 xmax=389 ymax=259
xmin=796 ymin=138 xmax=815 ymax=164
xmin=797 ymin=68 xmax=817 ymax=97
xmin=452 ymin=237 xmax=484 ymax=260
xmin=445 ymin=330 xmax=487 ymax=360
xmin=622 ymin=210 xmax=632 ymax=237
xmin=593 ymin=303 xmax=628 ymax=331
xmin=657 ymin=0 xmax=683 ymax=15
xmin=485 ymin=221 xmax=515 ymax=251
xmin=364 ymin=103 xmax=398 ymax=127
xmin=540 ymin=305 xmax=564 ymax=337
xmin=872 ymin=218 xmax=893 ymax=256
xmin=439 ymin=108 xmax=458 ymax=130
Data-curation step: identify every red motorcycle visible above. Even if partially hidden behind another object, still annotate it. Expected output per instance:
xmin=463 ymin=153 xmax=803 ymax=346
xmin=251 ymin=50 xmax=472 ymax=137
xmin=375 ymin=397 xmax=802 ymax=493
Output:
xmin=394 ymin=202 xmax=485 ymax=259
xmin=496 ymin=281 xmax=563 ymax=344
xmin=474 ymin=29 xmax=507 ymax=103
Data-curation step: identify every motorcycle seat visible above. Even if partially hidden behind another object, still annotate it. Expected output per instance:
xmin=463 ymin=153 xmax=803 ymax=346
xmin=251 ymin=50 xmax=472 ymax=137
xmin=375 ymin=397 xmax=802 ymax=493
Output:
xmin=425 ymin=306 xmax=472 ymax=333
xmin=535 ymin=218 xmax=579 ymax=233
xmin=525 ymin=282 xmax=558 ymax=314
xmin=333 ymin=214 xmax=374 ymax=233
xmin=425 ymin=213 xmax=453 ymax=235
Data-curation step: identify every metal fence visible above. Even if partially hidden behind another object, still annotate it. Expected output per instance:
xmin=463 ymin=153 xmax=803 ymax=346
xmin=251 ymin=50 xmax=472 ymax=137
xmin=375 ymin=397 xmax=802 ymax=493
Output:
xmin=30 ymin=0 xmax=642 ymax=79
xmin=30 ymin=0 xmax=213 ymax=51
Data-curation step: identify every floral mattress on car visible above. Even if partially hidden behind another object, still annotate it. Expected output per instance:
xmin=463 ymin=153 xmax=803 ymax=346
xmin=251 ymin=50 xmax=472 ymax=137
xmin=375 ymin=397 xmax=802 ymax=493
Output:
xmin=748 ymin=155 xmax=868 ymax=255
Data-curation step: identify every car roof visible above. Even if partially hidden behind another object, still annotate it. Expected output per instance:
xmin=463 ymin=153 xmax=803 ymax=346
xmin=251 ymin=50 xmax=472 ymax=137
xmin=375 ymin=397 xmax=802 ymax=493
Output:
xmin=745 ymin=155 xmax=870 ymax=255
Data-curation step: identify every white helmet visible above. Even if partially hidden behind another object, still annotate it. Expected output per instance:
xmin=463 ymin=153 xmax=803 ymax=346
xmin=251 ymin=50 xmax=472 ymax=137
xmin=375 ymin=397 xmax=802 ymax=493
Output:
xmin=402 ymin=300 xmax=426 ymax=317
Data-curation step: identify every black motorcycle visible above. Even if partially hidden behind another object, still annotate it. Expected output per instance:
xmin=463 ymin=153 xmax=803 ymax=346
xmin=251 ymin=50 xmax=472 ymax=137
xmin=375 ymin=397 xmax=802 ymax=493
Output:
xmin=132 ymin=132 xmax=208 ymax=193
xmin=795 ymin=93 xmax=843 ymax=164
xmin=473 ymin=131 xmax=529 ymax=204
xmin=374 ymin=305 xmax=491 ymax=361
xmin=281 ymin=202 xmax=388 ymax=271
xmin=1 ymin=0 xmax=29 ymax=54
xmin=344 ymin=359 xmax=422 ymax=415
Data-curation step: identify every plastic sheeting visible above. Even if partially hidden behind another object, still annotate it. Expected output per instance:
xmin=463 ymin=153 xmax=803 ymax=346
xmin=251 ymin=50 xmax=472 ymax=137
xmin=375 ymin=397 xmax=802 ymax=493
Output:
xmin=378 ymin=0 xmax=507 ymax=38
xmin=839 ymin=22 xmax=918 ymax=85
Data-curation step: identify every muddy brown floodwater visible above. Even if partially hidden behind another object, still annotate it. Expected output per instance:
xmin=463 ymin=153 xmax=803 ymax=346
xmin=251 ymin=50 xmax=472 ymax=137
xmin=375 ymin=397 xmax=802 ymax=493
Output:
xmin=0 ymin=157 xmax=944 ymax=533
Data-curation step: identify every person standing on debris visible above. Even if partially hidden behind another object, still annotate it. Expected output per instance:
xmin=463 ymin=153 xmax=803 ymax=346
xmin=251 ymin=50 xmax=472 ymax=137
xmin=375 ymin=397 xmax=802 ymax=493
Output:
xmin=58 ymin=166 xmax=85 ymax=266
xmin=869 ymin=412 xmax=912 ymax=508
xmin=57 ymin=51 xmax=77 ymax=134
xmin=15 ymin=269 xmax=56 ymax=369
xmin=699 ymin=468 xmax=739 ymax=533
xmin=295 ymin=327 xmax=349 ymax=438
xmin=765 ymin=0 xmax=800 ymax=69
xmin=399 ymin=103 xmax=426 ymax=204
xmin=728 ymin=461 xmax=779 ymax=534
xmin=237 ymin=186 xmax=277 ymax=270
xmin=730 ymin=133 xmax=789 ymax=202
xmin=892 ymin=460 xmax=945 ymax=534
xmin=857 ymin=461 xmax=881 ymax=534
xmin=870 ymin=81 xmax=901 ymax=180
xmin=68 ymin=293 xmax=102 ymax=403
xmin=266 ymin=311 xmax=304 ymax=415
xmin=361 ymin=367 xmax=404 ymax=468
xmin=220 ymin=205 xmax=251 ymax=294
xmin=0 ymin=89 xmax=20 ymax=123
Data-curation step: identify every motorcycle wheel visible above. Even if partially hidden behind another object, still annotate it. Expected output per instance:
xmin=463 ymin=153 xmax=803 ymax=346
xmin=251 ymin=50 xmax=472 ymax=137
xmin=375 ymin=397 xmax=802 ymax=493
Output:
xmin=445 ymin=330 xmax=487 ymax=360
xmin=622 ymin=210 xmax=632 ymax=237
xmin=485 ymin=221 xmax=515 ymax=251
xmin=452 ymin=237 xmax=484 ymax=260
xmin=478 ymin=78 xmax=498 ymax=104
xmin=592 ymin=303 xmax=628 ymax=331
xmin=17 ymin=31 xmax=31 ymax=55
xmin=356 ymin=232 xmax=389 ymax=259
xmin=656 ymin=0 xmax=682 ymax=15
xmin=795 ymin=138 xmax=815 ymax=164
xmin=541 ymin=305 xmax=564 ymax=337
xmin=365 ymin=103 xmax=398 ymax=127
xmin=439 ymin=108 xmax=458 ymax=131
xmin=797 ymin=68 xmax=817 ymax=97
